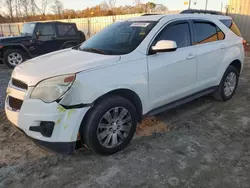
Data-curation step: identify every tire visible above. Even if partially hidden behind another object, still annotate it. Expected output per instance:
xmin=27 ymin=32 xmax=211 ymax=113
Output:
xmin=79 ymin=30 xmax=86 ymax=42
xmin=3 ymin=49 xmax=25 ymax=69
xmin=81 ymin=95 xmax=138 ymax=155
xmin=213 ymin=65 xmax=239 ymax=101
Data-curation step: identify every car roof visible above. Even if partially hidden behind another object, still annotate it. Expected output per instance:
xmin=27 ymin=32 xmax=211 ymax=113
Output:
xmin=25 ymin=21 xmax=74 ymax=24
xmin=128 ymin=13 xmax=231 ymax=22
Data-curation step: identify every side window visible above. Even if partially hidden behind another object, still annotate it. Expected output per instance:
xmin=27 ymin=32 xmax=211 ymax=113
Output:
xmin=217 ymin=27 xmax=225 ymax=40
xmin=154 ymin=22 xmax=191 ymax=48
xmin=37 ymin=24 xmax=54 ymax=36
xmin=220 ymin=19 xmax=242 ymax=37
xmin=57 ymin=24 xmax=77 ymax=37
xmin=194 ymin=22 xmax=218 ymax=44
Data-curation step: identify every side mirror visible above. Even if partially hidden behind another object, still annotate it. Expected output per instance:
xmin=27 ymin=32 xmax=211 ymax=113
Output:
xmin=151 ymin=40 xmax=177 ymax=54
xmin=35 ymin=31 xmax=40 ymax=39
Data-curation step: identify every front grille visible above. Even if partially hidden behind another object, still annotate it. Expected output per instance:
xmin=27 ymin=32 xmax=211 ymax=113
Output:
xmin=12 ymin=79 xmax=28 ymax=90
xmin=8 ymin=96 xmax=23 ymax=111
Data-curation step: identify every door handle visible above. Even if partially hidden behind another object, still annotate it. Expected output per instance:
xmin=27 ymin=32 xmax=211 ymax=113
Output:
xmin=186 ymin=54 xmax=196 ymax=60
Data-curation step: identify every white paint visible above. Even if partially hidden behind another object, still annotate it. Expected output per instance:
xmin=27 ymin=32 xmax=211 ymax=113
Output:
xmin=5 ymin=13 xmax=245 ymax=152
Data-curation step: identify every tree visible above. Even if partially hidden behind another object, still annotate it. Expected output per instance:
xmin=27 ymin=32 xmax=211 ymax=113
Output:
xmin=107 ymin=0 xmax=116 ymax=9
xmin=5 ymin=0 xmax=14 ymax=21
xmin=36 ymin=0 xmax=50 ymax=15
xmin=30 ymin=0 xmax=37 ymax=16
xmin=20 ymin=0 xmax=30 ymax=17
xmin=51 ymin=0 xmax=63 ymax=17
xmin=146 ymin=2 xmax=156 ymax=12
xmin=134 ymin=0 xmax=141 ymax=6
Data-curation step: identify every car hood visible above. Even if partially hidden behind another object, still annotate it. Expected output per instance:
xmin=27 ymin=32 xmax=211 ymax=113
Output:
xmin=12 ymin=49 xmax=121 ymax=86
xmin=0 ymin=35 xmax=32 ymax=43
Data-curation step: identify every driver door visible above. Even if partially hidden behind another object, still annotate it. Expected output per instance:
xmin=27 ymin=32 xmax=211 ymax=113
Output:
xmin=147 ymin=20 xmax=198 ymax=110
xmin=34 ymin=23 xmax=58 ymax=55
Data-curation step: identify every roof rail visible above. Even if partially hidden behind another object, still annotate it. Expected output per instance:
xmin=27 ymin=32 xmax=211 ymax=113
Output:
xmin=141 ymin=13 xmax=162 ymax=16
xmin=180 ymin=9 xmax=224 ymax=15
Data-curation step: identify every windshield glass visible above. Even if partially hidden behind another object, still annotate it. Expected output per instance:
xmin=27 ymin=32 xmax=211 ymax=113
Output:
xmin=21 ymin=23 xmax=36 ymax=36
xmin=79 ymin=21 xmax=156 ymax=55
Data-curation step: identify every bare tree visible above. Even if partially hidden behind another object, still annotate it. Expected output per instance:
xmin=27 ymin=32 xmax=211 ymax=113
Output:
xmin=107 ymin=0 xmax=116 ymax=9
xmin=51 ymin=0 xmax=64 ymax=17
xmin=36 ymin=0 xmax=50 ymax=15
xmin=5 ymin=0 xmax=14 ymax=21
xmin=134 ymin=0 xmax=141 ymax=6
xmin=20 ymin=0 xmax=30 ymax=17
xmin=100 ymin=1 xmax=109 ymax=10
xmin=30 ymin=0 xmax=37 ymax=16
xmin=14 ymin=0 xmax=22 ymax=18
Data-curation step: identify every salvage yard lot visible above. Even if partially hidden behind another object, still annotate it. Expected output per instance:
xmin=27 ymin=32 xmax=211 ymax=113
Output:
xmin=1 ymin=57 xmax=250 ymax=188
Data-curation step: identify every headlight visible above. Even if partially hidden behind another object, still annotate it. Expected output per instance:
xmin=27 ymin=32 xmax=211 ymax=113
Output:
xmin=30 ymin=74 xmax=75 ymax=103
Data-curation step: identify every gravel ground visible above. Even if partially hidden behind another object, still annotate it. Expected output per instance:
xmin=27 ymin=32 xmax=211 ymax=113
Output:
xmin=1 ymin=57 xmax=250 ymax=188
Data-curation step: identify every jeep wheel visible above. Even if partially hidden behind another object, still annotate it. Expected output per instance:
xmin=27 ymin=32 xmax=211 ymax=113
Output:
xmin=3 ymin=49 xmax=25 ymax=69
xmin=81 ymin=95 xmax=138 ymax=155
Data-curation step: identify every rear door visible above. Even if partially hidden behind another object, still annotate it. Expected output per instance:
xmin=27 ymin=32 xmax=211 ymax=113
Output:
xmin=192 ymin=20 xmax=226 ymax=90
xmin=55 ymin=23 xmax=80 ymax=49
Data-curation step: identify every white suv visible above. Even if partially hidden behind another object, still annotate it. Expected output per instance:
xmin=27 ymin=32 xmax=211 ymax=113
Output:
xmin=5 ymin=14 xmax=245 ymax=155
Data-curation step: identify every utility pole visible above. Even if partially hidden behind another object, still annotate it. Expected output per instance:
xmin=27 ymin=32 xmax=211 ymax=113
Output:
xmin=189 ymin=0 xmax=192 ymax=9
xmin=221 ymin=2 xmax=223 ymax=12
xmin=205 ymin=0 xmax=208 ymax=10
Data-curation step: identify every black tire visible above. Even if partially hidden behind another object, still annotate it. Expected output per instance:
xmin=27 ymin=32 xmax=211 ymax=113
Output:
xmin=213 ymin=65 xmax=239 ymax=101
xmin=81 ymin=95 xmax=138 ymax=155
xmin=3 ymin=49 xmax=25 ymax=69
xmin=79 ymin=30 xmax=86 ymax=42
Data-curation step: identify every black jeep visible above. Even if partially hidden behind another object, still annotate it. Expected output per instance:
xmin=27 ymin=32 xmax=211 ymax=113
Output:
xmin=0 ymin=21 xmax=86 ymax=68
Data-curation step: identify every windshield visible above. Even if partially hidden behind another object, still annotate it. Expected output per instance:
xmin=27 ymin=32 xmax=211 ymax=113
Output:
xmin=21 ymin=23 xmax=36 ymax=36
xmin=79 ymin=21 xmax=157 ymax=55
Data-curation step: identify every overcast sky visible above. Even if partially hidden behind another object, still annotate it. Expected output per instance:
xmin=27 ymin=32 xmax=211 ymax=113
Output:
xmin=0 ymin=0 xmax=229 ymax=13
xmin=62 ymin=0 xmax=228 ymax=11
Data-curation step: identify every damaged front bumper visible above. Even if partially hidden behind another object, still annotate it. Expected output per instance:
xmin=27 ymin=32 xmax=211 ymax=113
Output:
xmin=5 ymin=93 xmax=90 ymax=154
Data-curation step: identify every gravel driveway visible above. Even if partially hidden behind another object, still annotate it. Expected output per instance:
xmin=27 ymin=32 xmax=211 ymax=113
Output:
xmin=0 ymin=58 xmax=250 ymax=188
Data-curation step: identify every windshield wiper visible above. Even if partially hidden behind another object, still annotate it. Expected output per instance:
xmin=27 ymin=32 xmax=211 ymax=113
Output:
xmin=81 ymin=48 xmax=108 ymax=55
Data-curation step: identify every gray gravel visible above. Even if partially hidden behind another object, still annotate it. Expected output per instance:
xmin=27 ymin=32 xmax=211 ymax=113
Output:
xmin=1 ymin=59 xmax=250 ymax=188
xmin=0 ymin=65 xmax=11 ymax=109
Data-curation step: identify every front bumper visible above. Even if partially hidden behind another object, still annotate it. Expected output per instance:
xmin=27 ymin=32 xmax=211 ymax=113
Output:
xmin=13 ymin=125 xmax=77 ymax=154
xmin=5 ymin=84 xmax=90 ymax=154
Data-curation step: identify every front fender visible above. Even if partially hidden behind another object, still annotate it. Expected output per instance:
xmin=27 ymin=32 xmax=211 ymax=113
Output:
xmin=1 ymin=43 xmax=32 ymax=57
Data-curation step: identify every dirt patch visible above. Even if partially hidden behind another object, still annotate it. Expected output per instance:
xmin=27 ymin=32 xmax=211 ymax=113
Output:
xmin=1 ymin=59 xmax=250 ymax=188
xmin=136 ymin=117 xmax=170 ymax=136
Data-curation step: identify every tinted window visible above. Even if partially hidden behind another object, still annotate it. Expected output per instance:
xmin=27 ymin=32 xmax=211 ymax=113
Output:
xmin=37 ymin=24 xmax=54 ymax=36
xmin=217 ymin=27 xmax=225 ymax=40
xmin=220 ymin=19 xmax=242 ymax=37
xmin=194 ymin=22 xmax=218 ymax=44
xmin=154 ymin=22 xmax=191 ymax=48
xmin=57 ymin=24 xmax=77 ymax=37
xmin=79 ymin=21 xmax=156 ymax=55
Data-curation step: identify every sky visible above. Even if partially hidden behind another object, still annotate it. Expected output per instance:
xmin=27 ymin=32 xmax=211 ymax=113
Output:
xmin=62 ymin=0 xmax=229 ymax=11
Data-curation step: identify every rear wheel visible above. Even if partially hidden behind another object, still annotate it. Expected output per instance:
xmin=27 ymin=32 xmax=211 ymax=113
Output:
xmin=81 ymin=95 xmax=138 ymax=155
xmin=3 ymin=49 xmax=25 ymax=69
xmin=213 ymin=65 xmax=239 ymax=101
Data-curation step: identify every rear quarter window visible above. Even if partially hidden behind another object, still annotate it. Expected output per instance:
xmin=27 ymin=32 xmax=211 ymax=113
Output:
xmin=220 ymin=19 xmax=242 ymax=37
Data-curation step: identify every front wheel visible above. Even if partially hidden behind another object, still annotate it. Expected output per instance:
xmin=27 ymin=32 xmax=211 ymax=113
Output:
xmin=81 ymin=96 xmax=138 ymax=155
xmin=3 ymin=49 xmax=25 ymax=69
xmin=213 ymin=65 xmax=239 ymax=101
